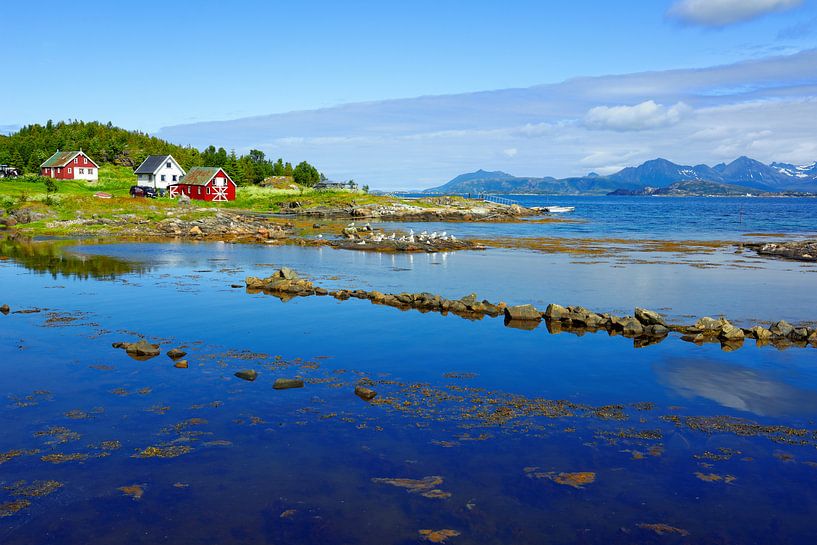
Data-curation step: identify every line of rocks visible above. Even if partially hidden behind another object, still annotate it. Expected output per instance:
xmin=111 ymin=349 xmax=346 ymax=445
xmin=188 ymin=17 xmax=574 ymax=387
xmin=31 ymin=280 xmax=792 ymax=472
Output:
xmin=245 ymin=268 xmax=817 ymax=351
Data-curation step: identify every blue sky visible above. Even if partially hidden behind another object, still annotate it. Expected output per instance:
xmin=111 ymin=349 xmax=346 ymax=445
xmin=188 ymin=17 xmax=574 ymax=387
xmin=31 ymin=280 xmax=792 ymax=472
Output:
xmin=2 ymin=0 xmax=817 ymax=187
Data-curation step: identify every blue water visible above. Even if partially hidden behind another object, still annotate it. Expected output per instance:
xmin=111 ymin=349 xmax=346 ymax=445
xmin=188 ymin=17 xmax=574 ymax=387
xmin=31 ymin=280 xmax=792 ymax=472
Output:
xmin=391 ymin=195 xmax=817 ymax=240
xmin=2 ymin=235 xmax=817 ymax=544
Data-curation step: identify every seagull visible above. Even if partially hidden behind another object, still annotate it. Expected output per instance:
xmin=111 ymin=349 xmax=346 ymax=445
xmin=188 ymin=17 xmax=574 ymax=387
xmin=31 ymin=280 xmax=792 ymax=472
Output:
xmin=409 ymin=229 xmax=415 ymax=237
xmin=317 ymin=234 xmax=323 ymax=239
xmin=347 ymin=222 xmax=355 ymax=228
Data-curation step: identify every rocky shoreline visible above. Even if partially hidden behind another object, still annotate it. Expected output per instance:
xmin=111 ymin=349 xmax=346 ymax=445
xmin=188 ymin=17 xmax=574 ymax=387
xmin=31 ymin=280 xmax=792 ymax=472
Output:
xmin=746 ymin=241 xmax=817 ymax=262
xmin=278 ymin=200 xmax=530 ymax=222
xmin=245 ymin=268 xmax=817 ymax=351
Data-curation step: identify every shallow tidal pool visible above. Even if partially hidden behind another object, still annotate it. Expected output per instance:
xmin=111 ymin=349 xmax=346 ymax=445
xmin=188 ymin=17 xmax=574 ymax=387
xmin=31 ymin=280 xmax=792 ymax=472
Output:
xmin=2 ymin=238 xmax=817 ymax=544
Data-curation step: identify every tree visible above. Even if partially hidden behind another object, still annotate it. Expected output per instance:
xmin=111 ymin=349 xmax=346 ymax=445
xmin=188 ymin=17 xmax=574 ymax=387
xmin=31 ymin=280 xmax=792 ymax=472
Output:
xmin=292 ymin=161 xmax=321 ymax=187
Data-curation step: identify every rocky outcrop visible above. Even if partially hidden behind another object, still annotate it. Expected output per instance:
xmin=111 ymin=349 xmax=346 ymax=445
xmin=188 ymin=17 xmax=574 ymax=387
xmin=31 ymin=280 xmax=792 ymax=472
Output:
xmin=504 ymin=305 xmax=542 ymax=322
xmin=281 ymin=200 xmax=532 ymax=222
xmin=245 ymin=268 xmax=316 ymax=296
xmin=748 ymin=241 xmax=817 ymax=262
xmin=0 ymin=304 xmax=9 ymax=315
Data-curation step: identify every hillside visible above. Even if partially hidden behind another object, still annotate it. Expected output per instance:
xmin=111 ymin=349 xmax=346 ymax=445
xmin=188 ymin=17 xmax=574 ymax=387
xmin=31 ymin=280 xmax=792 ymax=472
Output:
xmin=0 ymin=121 xmax=199 ymax=173
xmin=0 ymin=120 xmax=316 ymax=187
xmin=425 ymin=156 xmax=817 ymax=195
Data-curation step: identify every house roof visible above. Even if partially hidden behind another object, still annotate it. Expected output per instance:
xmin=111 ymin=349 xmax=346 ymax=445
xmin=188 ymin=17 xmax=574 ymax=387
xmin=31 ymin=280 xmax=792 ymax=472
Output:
xmin=41 ymin=150 xmax=98 ymax=168
xmin=175 ymin=167 xmax=233 ymax=186
xmin=134 ymin=155 xmax=172 ymax=174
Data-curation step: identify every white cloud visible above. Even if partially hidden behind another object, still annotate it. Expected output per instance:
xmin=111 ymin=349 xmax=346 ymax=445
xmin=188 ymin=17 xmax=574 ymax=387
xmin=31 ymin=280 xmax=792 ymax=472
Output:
xmin=502 ymin=148 xmax=518 ymax=158
xmin=583 ymin=101 xmax=691 ymax=131
xmin=157 ymin=50 xmax=817 ymax=189
xmin=668 ymin=0 xmax=802 ymax=27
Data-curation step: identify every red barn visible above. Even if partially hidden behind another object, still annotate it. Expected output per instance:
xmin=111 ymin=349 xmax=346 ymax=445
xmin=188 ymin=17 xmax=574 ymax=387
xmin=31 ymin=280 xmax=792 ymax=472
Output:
xmin=40 ymin=150 xmax=99 ymax=180
xmin=168 ymin=167 xmax=236 ymax=202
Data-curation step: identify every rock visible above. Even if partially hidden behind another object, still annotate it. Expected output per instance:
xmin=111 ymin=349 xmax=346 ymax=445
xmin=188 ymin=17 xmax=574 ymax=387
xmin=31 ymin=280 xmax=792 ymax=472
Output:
xmin=189 ymin=226 xmax=203 ymax=237
xmin=791 ymin=327 xmax=810 ymax=342
xmin=354 ymin=385 xmax=377 ymax=401
xmin=644 ymin=324 xmax=669 ymax=336
xmin=273 ymin=378 xmax=304 ymax=390
xmin=545 ymin=303 xmax=570 ymax=322
xmin=635 ymin=308 xmax=667 ymax=327
xmin=167 ymin=348 xmax=187 ymax=360
xmin=808 ymin=331 xmax=817 ymax=348
xmin=770 ymin=320 xmax=794 ymax=338
xmin=621 ymin=317 xmax=643 ymax=336
xmin=235 ymin=370 xmax=258 ymax=382
xmin=749 ymin=326 xmax=773 ymax=341
xmin=693 ymin=316 xmax=724 ymax=334
xmin=0 ymin=304 xmax=9 ymax=315
xmin=718 ymin=322 xmax=745 ymax=341
xmin=174 ymin=360 xmax=189 ymax=369
xmin=230 ymin=284 xmax=243 ymax=289
xmin=278 ymin=267 xmax=298 ymax=280
xmin=459 ymin=293 xmax=478 ymax=307
xmin=125 ymin=340 xmax=160 ymax=358
xmin=112 ymin=341 xmax=129 ymax=349
xmin=504 ymin=304 xmax=541 ymax=322
xmin=178 ymin=194 xmax=191 ymax=205
xmin=1 ymin=217 xmax=18 ymax=227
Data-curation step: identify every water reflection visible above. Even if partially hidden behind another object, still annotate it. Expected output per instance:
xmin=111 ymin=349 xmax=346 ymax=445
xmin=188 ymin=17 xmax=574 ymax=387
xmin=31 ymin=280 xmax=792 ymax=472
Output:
xmin=657 ymin=358 xmax=817 ymax=417
xmin=0 ymin=236 xmax=147 ymax=280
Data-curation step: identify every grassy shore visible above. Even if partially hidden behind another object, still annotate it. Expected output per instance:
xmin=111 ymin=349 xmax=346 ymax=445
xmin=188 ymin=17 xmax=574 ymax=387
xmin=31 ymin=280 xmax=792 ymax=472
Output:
xmin=0 ymin=165 xmax=443 ymax=235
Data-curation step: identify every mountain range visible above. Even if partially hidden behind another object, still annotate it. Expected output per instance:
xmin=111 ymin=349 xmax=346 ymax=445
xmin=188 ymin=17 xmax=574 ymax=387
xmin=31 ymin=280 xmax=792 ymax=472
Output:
xmin=424 ymin=157 xmax=817 ymax=195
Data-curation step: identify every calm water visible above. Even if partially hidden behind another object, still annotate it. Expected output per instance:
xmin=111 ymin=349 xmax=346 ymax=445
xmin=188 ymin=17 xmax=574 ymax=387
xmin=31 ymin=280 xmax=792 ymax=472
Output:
xmin=392 ymin=195 xmax=817 ymax=240
xmin=1 ymin=216 xmax=817 ymax=544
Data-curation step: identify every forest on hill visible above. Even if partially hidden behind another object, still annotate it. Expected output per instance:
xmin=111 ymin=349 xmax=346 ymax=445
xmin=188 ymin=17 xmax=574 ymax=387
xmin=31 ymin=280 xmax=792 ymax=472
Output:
xmin=0 ymin=120 xmax=322 ymax=186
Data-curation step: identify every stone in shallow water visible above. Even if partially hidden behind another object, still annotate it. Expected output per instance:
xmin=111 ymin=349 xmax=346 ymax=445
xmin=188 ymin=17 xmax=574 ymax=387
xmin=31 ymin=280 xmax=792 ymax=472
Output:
xmin=0 ymin=499 xmax=30 ymax=517
xmin=235 ymin=369 xmax=258 ymax=381
xmin=124 ymin=340 xmax=161 ymax=359
xmin=354 ymin=385 xmax=377 ymax=401
xmin=273 ymin=378 xmax=304 ymax=390
xmin=0 ymin=304 xmax=9 ymax=315
xmin=504 ymin=304 xmax=541 ymax=322
xmin=174 ymin=360 xmax=189 ymax=369
xmin=167 ymin=348 xmax=187 ymax=360
xmin=634 ymin=307 xmax=667 ymax=327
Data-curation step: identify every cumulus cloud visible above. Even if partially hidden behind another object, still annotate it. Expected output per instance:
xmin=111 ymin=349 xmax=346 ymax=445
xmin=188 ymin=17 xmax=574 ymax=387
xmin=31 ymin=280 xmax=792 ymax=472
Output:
xmin=583 ymin=101 xmax=691 ymax=131
xmin=668 ymin=0 xmax=803 ymax=27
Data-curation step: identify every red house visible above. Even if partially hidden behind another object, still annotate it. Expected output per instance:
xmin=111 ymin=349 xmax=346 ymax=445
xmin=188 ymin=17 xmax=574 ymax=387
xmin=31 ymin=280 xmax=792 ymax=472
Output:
xmin=40 ymin=150 xmax=99 ymax=180
xmin=168 ymin=167 xmax=236 ymax=202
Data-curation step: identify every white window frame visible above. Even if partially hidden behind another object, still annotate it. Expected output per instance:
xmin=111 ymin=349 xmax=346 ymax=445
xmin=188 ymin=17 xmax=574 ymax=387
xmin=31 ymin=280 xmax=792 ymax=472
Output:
xmin=67 ymin=168 xmax=72 ymax=174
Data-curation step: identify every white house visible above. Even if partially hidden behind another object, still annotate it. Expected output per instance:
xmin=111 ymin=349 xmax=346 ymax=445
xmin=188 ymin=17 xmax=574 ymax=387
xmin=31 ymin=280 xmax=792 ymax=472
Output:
xmin=133 ymin=155 xmax=186 ymax=189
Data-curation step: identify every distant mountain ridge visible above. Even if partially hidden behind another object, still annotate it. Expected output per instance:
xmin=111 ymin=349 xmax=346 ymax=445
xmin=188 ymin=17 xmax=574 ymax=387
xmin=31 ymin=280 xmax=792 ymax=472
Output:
xmin=425 ymin=156 xmax=817 ymax=195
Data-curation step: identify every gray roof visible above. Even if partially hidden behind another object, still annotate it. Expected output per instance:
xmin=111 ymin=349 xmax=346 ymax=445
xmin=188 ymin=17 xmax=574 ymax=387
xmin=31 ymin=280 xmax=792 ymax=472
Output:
xmin=134 ymin=155 xmax=172 ymax=174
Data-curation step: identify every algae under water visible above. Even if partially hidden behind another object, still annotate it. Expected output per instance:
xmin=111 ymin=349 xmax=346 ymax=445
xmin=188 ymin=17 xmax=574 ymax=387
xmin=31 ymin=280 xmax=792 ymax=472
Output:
xmin=1 ymin=236 xmax=817 ymax=544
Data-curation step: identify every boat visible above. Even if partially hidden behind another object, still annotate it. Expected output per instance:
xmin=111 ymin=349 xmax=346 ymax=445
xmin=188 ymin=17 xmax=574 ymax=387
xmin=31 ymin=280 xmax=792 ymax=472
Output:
xmin=531 ymin=205 xmax=575 ymax=214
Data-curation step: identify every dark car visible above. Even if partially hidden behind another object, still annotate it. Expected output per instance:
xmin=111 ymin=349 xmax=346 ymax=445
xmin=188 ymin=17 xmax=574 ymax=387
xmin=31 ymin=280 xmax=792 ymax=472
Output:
xmin=129 ymin=185 xmax=158 ymax=198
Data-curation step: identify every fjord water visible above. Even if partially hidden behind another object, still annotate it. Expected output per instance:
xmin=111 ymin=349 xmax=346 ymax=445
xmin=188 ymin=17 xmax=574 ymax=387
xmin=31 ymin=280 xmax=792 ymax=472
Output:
xmin=2 ymin=203 xmax=817 ymax=544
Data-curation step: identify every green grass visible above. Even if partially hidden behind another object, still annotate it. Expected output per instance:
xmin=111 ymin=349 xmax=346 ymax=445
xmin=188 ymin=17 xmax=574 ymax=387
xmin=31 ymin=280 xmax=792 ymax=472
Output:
xmin=0 ymin=164 xmax=438 ymax=236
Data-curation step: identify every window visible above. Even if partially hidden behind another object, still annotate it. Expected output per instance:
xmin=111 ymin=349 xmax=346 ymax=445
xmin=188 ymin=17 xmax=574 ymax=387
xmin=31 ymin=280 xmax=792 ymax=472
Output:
xmin=166 ymin=162 xmax=171 ymax=168
xmin=67 ymin=168 xmax=72 ymax=174
xmin=207 ymin=187 xmax=211 ymax=195
xmin=161 ymin=175 xmax=166 ymax=182
xmin=197 ymin=187 xmax=201 ymax=195
xmin=88 ymin=169 xmax=93 ymax=175
xmin=79 ymin=168 xmax=84 ymax=174
xmin=74 ymin=158 xmax=78 ymax=164
xmin=172 ymin=175 xmax=177 ymax=182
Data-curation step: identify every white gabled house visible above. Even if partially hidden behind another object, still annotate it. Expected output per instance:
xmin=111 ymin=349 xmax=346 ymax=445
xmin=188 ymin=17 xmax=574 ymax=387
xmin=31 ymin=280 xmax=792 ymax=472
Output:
xmin=133 ymin=155 xmax=186 ymax=189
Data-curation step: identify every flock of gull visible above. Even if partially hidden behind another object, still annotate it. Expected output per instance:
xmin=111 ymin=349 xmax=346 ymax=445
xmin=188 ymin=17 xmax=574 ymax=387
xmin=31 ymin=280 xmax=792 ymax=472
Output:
xmin=346 ymin=223 xmax=458 ymax=245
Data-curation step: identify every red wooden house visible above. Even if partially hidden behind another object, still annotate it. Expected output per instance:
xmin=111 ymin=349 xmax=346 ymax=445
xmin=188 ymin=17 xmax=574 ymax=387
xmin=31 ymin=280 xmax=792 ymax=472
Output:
xmin=40 ymin=150 xmax=99 ymax=180
xmin=168 ymin=167 xmax=236 ymax=202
